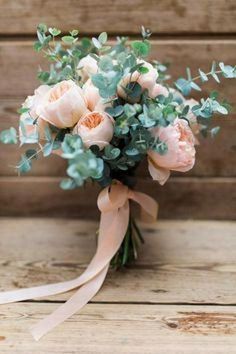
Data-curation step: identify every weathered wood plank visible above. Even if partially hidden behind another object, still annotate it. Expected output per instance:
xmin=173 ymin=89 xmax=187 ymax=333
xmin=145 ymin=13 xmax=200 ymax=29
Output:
xmin=1 ymin=303 xmax=236 ymax=353
xmin=1 ymin=98 xmax=236 ymax=177
xmin=0 ymin=0 xmax=235 ymax=35
xmin=1 ymin=219 xmax=236 ymax=304
xmin=0 ymin=177 xmax=235 ymax=219
xmin=0 ymin=40 xmax=236 ymax=98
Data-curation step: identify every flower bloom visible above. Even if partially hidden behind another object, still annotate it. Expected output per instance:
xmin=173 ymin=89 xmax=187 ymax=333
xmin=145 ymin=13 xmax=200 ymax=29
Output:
xmin=36 ymin=80 xmax=88 ymax=128
xmin=117 ymin=60 xmax=158 ymax=99
xmin=73 ymin=111 xmax=114 ymax=150
xmin=148 ymin=118 xmax=196 ymax=185
xmin=83 ymin=79 xmax=109 ymax=112
xmin=77 ymin=55 xmax=98 ymax=82
xmin=19 ymin=85 xmax=50 ymax=143
xmin=149 ymin=83 xmax=169 ymax=99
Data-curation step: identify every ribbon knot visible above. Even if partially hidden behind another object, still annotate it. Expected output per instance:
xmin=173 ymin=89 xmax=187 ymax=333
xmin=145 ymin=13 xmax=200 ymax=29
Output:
xmin=0 ymin=183 xmax=158 ymax=340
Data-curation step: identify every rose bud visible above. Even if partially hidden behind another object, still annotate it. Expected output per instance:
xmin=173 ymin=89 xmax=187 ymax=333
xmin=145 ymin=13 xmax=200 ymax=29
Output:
xmin=77 ymin=55 xmax=98 ymax=82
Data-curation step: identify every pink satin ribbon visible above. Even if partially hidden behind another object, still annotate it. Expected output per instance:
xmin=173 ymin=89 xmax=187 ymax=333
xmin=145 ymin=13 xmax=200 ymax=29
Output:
xmin=0 ymin=183 xmax=158 ymax=340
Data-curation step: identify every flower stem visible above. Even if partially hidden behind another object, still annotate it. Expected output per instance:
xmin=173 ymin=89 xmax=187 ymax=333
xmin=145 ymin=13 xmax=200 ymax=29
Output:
xmin=111 ymin=214 xmax=144 ymax=269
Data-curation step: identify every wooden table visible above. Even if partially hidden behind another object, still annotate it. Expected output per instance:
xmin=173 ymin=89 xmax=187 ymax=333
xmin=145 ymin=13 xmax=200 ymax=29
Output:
xmin=0 ymin=218 xmax=236 ymax=353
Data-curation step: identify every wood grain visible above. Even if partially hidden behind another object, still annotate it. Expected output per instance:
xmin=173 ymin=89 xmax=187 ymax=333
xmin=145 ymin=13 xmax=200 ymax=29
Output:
xmin=0 ymin=218 xmax=236 ymax=352
xmin=0 ymin=177 xmax=235 ymax=219
xmin=0 ymin=0 xmax=235 ymax=35
xmin=1 ymin=303 xmax=236 ymax=353
xmin=1 ymin=219 xmax=236 ymax=304
xmin=0 ymin=40 xmax=236 ymax=98
xmin=1 ymin=98 xmax=235 ymax=177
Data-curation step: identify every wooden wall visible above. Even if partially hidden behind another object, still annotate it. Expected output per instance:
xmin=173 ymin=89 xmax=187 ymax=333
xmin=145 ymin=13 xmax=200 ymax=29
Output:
xmin=0 ymin=0 xmax=235 ymax=219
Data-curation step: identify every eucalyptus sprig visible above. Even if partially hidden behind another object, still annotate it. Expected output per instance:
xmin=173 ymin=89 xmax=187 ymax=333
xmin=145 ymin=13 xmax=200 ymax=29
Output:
xmin=175 ymin=61 xmax=236 ymax=95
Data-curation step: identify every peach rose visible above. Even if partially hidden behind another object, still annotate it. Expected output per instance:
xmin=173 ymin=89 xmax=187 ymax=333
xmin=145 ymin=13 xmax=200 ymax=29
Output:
xmin=83 ymin=79 xmax=109 ymax=112
xmin=36 ymin=80 xmax=88 ymax=128
xmin=77 ymin=55 xmax=98 ymax=82
xmin=19 ymin=85 xmax=50 ymax=144
xmin=148 ymin=118 xmax=196 ymax=185
xmin=73 ymin=111 xmax=114 ymax=150
xmin=117 ymin=60 xmax=158 ymax=100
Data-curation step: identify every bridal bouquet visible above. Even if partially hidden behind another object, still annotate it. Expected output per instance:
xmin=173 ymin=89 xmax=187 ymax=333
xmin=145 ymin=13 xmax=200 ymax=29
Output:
xmin=0 ymin=24 xmax=235 ymax=339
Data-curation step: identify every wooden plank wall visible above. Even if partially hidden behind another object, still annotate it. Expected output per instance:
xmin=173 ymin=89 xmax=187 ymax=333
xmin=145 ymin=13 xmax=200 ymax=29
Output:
xmin=0 ymin=0 xmax=235 ymax=219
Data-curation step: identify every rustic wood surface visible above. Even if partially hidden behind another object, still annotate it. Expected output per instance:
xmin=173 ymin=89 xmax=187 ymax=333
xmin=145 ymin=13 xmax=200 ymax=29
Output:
xmin=0 ymin=218 xmax=236 ymax=353
xmin=0 ymin=0 xmax=235 ymax=35
xmin=0 ymin=177 xmax=235 ymax=219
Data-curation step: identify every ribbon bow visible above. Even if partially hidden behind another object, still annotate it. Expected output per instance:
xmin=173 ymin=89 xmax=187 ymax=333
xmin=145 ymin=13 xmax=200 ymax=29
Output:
xmin=0 ymin=183 xmax=158 ymax=340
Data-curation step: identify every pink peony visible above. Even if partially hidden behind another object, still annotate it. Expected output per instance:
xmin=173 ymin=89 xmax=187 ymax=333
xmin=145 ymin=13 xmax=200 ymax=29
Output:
xmin=148 ymin=118 xmax=196 ymax=185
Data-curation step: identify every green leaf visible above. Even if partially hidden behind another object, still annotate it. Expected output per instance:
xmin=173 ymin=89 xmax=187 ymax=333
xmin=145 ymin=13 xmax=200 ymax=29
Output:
xmin=198 ymin=69 xmax=208 ymax=82
xmin=37 ymin=71 xmax=50 ymax=83
xmin=137 ymin=66 xmax=149 ymax=74
xmin=60 ymin=178 xmax=77 ymax=190
xmin=175 ymin=78 xmax=192 ymax=96
xmin=98 ymin=32 xmax=108 ymax=45
xmin=37 ymin=23 xmax=47 ymax=33
xmin=17 ymin=155 xmax=32 ymax=173
xmin=124 ymin=82 xmax=142 ymax=100
xmin=211 ymin=61 xmax=217 ymax=74
xmin=190 ymin=81 xmax=201 ymax=91
xmin=92 ymin=37 xmax=102 ymax=49
xmin=219 ymin=62 xmax=236 ymax=78
xmin=104 ymin=145 xmax=120 ymax=160
xmin=17 ymin=107 xmax=30 ymax=114
xmin=125 ymin=147 xmax=139 ymax=156
xmin=70 ymin=29 xmax=79 ymax=37
xmin=186 ymin=67 xmax=192 ymax=81
xmin=131 ymin=40 xmax=150 ymax=57
xmin=99 ymin=56 xmax=113 ymax=72
xmin=124 ymin=104 xmax=137 ymax=118
xmin=106 ymin=105 xmax=124 ymax=117
xmin=210 ymin=126 xmax=220 ymax=137
xmin=34 ymin=41 xmax=43 ymax=52
xmin=62 ymin=36 xmax=76 ymax=44
xmin=44 ymin=126 xmax=52 ymax=142
xmin=49 ymin=27 xmax=61 ymax=36
xmin=0 ymin=127 xmax=17 ymax=144
xmin=211 ymin=72 xmax=220 ymax=83
xmin=43 ymin=142 xmax=53 ymax=157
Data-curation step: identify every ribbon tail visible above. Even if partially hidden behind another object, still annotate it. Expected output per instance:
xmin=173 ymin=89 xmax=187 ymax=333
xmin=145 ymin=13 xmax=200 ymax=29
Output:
xmin=129 ymin=190 xmax=158 ymax=222
xmin=31 ymin=264 xmax=109 ymax=341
